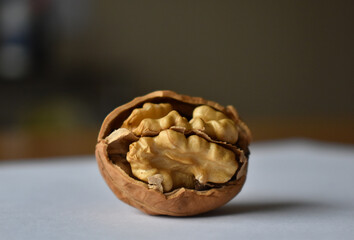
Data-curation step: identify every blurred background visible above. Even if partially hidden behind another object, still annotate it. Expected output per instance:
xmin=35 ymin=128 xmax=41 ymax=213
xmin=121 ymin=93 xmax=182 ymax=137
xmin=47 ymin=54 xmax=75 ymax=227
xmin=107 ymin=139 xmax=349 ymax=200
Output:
xmin=0 ymin=0 xmax=353 ymax=160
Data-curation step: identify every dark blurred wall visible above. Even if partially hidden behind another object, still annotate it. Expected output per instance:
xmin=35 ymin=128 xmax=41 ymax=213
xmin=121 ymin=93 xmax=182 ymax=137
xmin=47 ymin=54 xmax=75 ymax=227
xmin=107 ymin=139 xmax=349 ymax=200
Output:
xmin=80 ymin=0 xmax=353 ymax=117
xmin=1 ymin=0 xmax=353 ymax=158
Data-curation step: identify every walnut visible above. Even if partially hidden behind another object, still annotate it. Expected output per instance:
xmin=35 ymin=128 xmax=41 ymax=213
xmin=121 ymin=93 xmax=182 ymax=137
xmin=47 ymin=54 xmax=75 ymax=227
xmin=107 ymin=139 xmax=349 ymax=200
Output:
xmin=190 ymin=105 xmax=239 ymax=144
xmin=127 ymin=129 xmax=238 ymax=192
xmin=132 ymin=109 xmax=191 ymax=136
xmin=122 ymin=102 xmax=173 ymax=130
xmin=95 ymin=90 xmax=251 ymax=216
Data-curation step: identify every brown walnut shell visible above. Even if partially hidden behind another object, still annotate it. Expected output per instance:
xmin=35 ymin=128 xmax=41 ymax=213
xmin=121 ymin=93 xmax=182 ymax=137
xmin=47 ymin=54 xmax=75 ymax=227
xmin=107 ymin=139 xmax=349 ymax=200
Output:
xmin=95 ymin=90 xmax=251 ymax=216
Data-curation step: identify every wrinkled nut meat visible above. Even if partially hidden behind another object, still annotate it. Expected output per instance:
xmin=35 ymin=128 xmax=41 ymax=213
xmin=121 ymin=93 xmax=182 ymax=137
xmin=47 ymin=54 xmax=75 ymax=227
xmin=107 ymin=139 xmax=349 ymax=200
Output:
xmin=95 ymin=90 xmax=251 ymax=216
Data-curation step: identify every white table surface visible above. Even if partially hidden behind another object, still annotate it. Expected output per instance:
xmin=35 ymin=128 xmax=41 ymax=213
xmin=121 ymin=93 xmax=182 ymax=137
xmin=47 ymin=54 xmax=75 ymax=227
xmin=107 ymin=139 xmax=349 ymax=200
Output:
xmin=1 ymin=139 xmax=354 ymax=240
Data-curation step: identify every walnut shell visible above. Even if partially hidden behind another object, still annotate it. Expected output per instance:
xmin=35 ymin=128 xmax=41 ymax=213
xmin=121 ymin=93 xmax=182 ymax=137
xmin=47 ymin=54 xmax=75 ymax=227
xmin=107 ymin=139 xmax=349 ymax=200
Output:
xmin=95 ymin=90 xmax=251 ymax=216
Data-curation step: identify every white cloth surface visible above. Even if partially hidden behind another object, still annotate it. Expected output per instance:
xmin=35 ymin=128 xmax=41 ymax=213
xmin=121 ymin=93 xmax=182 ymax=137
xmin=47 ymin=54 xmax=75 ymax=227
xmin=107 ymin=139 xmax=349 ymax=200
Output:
xmin=1 ymin=139 xmax=354 ymax=240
